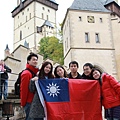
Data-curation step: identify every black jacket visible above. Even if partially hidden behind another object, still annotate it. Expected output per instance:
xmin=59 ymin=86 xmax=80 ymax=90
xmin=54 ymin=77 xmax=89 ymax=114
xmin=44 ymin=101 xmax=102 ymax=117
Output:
xmin=81 ymin=73 xmax=93 ymax=80
xmin=0 ymin=65 xmax=11 ymax=80
xmin=68 ymin=72 xmax=82 ymax=79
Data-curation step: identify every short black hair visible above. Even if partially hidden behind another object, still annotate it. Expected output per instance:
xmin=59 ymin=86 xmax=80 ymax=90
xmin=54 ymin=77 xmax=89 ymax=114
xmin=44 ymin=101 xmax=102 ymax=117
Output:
xmin=83 ymin=63 xmax=93 ymax=69
xmin=27 ymin=53 xmax=38 ymax=62
xmin=69 ymin=61 xmax=79 ymax=68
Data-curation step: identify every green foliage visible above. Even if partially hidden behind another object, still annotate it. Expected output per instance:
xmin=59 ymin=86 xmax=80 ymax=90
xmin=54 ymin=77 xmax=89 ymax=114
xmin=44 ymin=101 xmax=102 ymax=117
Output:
xmin=39 ymin=36 xmax=64 ymax=65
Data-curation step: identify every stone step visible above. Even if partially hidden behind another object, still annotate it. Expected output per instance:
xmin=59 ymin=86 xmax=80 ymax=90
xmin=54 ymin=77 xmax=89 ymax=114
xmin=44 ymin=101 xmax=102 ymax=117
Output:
xmin=7 ymin=93 xmax=20 ymax=99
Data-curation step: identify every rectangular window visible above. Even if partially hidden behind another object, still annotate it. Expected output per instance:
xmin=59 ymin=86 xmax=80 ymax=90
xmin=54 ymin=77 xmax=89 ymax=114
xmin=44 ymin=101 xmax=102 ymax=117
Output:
xmin=26 ymin=16 xmax=27 ymax=22
xmin=47 ymin=15 xmax=49 ymax=20
xmin=37 ymin=26 xmax=42 ymax=33
xmin=79 ymin=16 xmax=82 ymax=21
xmin=100 ymin=18 xmax=103 ymax=23
xmin=85 ymin=33 xmax=89 ymax=43
xmin=95 ymin=33 xmax=100 ymax=43
xmin=48 ymin=9 xmax=50 ymax=12
xmin=42 ymin=13 xmax=44 ymax=19
xmin=20 ymin=31 xmax=22 ymax=40
xmin=29 ymin=13 xmax=31 ymax=19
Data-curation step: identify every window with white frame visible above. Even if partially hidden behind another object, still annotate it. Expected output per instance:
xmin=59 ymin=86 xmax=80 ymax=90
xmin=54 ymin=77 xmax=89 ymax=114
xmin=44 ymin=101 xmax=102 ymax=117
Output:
xmin=85 ymin=33 xmax=89 ymax=43
xmin=95 ymin=33 xmax=100 ymax=43
xmin=42 ymin=13 xmax=44 ymax=19
xmin=79 ymin=16 xmax=82 ymax=21
xmin=99 ymin=18 xmax=103 ymax=23
xmin=20 ymin=31 xmax=22 ymax=40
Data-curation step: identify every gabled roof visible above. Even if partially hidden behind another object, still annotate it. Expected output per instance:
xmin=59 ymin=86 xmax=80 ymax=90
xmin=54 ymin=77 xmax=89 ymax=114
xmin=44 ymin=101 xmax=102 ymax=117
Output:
xmin=69 ymin=0 xmax=110 ymax=12
xmin=42 ymin=20 xmax=54 ymax=28
xmin=12 ymin=44 xmax=29 ymax=54
xmin=12 ymin=0 xmax=58 ymax=17
xmin=4 ymin=56 xmax=21 ymax=62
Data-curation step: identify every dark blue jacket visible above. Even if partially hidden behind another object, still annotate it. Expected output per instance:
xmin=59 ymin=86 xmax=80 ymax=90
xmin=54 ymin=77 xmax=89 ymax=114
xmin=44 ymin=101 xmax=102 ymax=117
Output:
xmin=0 ymin=65 xmax=11 ymax=80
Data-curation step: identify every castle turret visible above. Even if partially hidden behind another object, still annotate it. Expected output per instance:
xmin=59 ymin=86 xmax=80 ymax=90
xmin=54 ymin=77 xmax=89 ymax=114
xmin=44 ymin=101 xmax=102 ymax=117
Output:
xmin=4 ymin=44 xmax=10 ymax=58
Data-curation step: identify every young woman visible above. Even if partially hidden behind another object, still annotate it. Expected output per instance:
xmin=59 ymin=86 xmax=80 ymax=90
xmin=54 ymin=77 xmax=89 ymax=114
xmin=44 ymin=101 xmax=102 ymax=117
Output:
xmin=29 ymin=61 xmax=54 ymax=120
xmin=92 ymin=68 xmax=120 ymax=120
xmin=54 ymin=65 xmax=68 ymax=78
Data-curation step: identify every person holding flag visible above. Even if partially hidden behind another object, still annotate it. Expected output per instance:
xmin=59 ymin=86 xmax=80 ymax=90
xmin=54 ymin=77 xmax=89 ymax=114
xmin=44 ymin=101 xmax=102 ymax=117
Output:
xmin=29 ymin=61 xmax=54 ymax=120
xmin=37 ymin=68 xmax=102 ymax=120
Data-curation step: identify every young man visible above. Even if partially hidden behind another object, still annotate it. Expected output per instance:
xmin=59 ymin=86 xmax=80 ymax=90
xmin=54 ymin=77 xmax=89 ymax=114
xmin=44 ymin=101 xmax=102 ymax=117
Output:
xmin=20 ymin=53 xmax=39 ymax=120
xmin=68 ymin=61 xmax=82 ymax=79
xmin=0 ymin=60 xmax=11 ymax=100
xmin=81 ymin=63 xmax=94 ymax=80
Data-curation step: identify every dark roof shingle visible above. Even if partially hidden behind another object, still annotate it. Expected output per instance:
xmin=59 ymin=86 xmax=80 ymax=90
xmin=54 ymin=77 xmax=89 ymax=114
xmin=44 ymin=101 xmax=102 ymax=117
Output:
xmin=42 ymin=20 xmax=54 ymax=28
xmin=49 ymin=0 xmax=58 ymax=4
xmin=69 ymin=0 xmax=110 ymax=12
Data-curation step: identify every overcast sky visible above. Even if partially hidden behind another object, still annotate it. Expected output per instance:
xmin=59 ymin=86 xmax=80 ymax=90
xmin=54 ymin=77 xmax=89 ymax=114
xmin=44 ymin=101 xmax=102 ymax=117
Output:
xmin=0 ymin=0 xmax=119 ymax=59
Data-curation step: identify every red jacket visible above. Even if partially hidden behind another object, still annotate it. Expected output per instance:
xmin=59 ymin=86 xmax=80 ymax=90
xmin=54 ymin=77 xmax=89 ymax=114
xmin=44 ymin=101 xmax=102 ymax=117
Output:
xmin=102 ymin=73 xmax=120 ymax=109
xmin=20 ymin=64 xmax=39 ymax=107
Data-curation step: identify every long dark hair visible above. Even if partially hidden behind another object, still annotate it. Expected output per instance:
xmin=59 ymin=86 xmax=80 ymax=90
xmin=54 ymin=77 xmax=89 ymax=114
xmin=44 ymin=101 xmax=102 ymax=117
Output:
xmin=38 ymin=61 xmax=54 ymax=79
xmin=54 ymin=65 xmax=68 ymax=78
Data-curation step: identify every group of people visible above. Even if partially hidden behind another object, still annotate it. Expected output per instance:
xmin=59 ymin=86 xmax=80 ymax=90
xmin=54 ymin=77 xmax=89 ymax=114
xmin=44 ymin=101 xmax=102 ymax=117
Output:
xmin=20 ymin=53 xmax=120 ymax=120
xmin=0 ymin=59 xmax=11 ymax=100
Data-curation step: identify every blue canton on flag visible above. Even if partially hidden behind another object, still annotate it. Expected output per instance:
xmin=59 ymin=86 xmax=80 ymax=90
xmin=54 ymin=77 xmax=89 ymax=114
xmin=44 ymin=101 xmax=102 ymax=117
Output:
xmin=38 ymin=78 xmax=70 ymax=102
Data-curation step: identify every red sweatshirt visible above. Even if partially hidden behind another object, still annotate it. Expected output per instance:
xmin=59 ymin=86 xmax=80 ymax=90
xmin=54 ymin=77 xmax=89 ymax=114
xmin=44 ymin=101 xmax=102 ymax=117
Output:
xmin=20 ymin=64 xmax=39 ymax=107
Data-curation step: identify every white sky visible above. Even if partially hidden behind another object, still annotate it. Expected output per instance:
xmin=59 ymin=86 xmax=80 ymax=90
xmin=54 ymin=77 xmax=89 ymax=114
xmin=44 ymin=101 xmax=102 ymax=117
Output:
xmin=0 ymin=0 xmax=119 ymax=59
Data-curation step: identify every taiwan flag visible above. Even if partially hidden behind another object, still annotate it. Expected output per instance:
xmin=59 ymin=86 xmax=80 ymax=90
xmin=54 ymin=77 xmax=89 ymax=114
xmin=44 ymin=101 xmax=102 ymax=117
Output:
xmin=35 ymin=79 xmax=102 ymax=120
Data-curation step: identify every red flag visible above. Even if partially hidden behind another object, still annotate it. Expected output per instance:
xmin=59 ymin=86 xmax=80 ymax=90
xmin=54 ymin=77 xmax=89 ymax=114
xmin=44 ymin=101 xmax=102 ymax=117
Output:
xmin=37 ymin=79 xmax=102 ymax=120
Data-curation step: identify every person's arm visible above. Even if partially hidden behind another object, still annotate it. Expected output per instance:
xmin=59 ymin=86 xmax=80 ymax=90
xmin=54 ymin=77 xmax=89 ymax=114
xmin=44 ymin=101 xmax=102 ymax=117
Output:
xmin=108 ymin=74 xmax=120 ymax=95
xmin=20 ymin=72 xmax=31 ymax=107
xmin=4 ymin=65 xmax=12 ymax=73
xmin=29 ymin=76 xmax=38 ymax=92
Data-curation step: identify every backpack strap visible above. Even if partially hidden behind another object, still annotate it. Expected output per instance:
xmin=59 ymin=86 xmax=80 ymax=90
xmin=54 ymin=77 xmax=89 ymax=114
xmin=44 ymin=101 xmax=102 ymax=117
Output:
xmin=25 ymin=68 xmax=36 ymax=77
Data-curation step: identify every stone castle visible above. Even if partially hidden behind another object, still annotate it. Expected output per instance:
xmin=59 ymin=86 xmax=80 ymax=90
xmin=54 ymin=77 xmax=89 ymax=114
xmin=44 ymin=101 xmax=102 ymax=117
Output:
xmin=3 ymin=0 xmax=120 ymax=94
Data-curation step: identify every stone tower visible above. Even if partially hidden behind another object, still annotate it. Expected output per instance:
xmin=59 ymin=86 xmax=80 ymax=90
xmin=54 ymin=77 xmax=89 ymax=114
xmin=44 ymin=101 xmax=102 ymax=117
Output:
xmin=4 ymin=44 xmax=11 ymax=58
xmin=62 ymin=0 xmax=120 ymax=79
xmin=11 ymin=0 xmax=58 ymax=52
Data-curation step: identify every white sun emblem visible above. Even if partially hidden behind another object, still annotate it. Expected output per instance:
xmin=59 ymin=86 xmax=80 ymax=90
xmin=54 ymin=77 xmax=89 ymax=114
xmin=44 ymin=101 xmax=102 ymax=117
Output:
xmin=46 ymin=83 xmax=61 ymax=97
